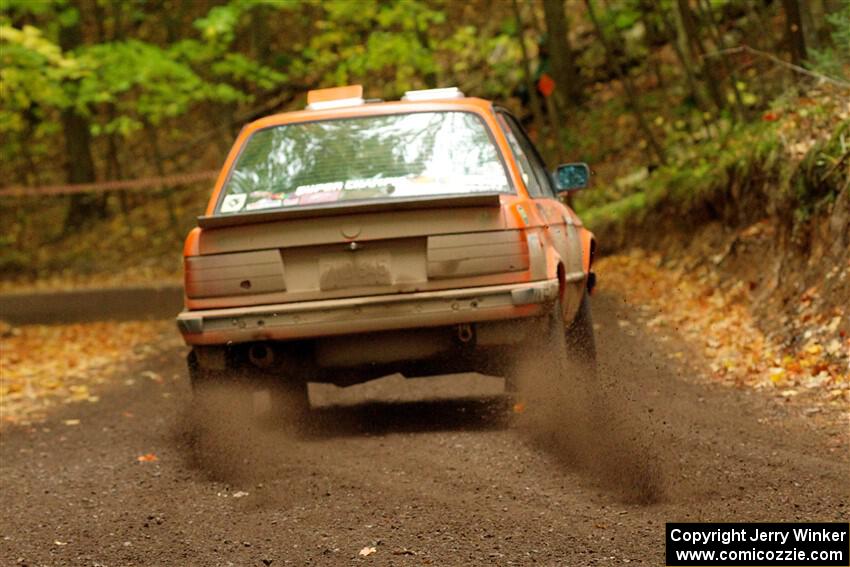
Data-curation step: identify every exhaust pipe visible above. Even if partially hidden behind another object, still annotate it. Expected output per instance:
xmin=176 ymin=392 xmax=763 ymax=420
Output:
xmin=248 ymin=343 xmax=275 ymax=368
xmin=456 ymin=323 xmax=474 ymax=343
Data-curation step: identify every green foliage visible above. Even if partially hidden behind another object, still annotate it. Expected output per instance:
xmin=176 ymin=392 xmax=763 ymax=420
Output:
xmin=0 ymin=24 xmax=76 ymax=129
xmin=0 ymin=21 xmax=79 ymax=167
xmin=593 ymin=0 xmax=649 ymax=62
xmin=301 ymin=0 xmax=445 ymax=95
xmin=807 ymin=4 xmax=850 ymax=81
xmin=80 ymin=40 xmax=240 ymax=132
xmin=582 ymin=191 xmax=646 ymax=228
xmin=0 ymin=0 xmax=287 ymax=143
xmin=0 ymin=0 xmax=842 ymax=217
xmin=194 ymin=3 xmax=243 ymax=44
xmin=0 ymin=0 xmax=69 ymax=18
xmin=596 ymin=0 xmax=643 ymax=33
xmin=794 ymin=119 xmax=850 ymax=220
xmin=193 ymin=0 xmax=297 ymax=43
xmin=441 ymin=22 xmax=522 ymax=98
xmin=580 ymin=97 xmax=847 ymax=242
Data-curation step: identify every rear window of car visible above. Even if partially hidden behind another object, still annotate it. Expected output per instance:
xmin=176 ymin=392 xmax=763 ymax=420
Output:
xmin=215 ymin=111 xmax=512 ymax=214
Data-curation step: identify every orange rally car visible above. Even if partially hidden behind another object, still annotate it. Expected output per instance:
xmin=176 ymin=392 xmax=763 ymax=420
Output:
xmin=177 ymin=85 xmax=597 ymax=413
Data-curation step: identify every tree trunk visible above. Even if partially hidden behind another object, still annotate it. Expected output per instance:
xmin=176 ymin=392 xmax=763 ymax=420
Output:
xmin=674 ymin=0 xmax=726 ymax=113
xmin=105 ymin=106 xmax=129 ymax=214
xmin=94 ymin=0 xmax=129 ymax=215
xmin=251 ymin=5 xmax=272 ymax=65
xmin=585 ymin=0 xmax=665 ymax=165
xmin=745 ymin=2 xmax=772 ymax=51
xmin=144 ymin=121 xmax=181 ymax=239
xmin=59 ymin=17 xmax=101 ymax=231
xmin=542 ymin=0 xmax=582 ymax=108
xmin=658 ymin=6 xmax=710 ymax=114
xmin=545 ymin=94 xmax=567 ymax=164
xmin=637 ymin=1 xmax=666 ymax=89
xmin=798 ymin=0 xmax=820 ymax=51
xmin=512 ymin=0 xmax=546 ymax=141
xmin=696 ymin=0 xmax=746 ymax=120
xmin=781 ymin=0 xmax=807 ymax=66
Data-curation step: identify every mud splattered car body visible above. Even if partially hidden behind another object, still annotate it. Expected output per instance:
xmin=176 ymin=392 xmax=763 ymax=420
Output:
xmin=177 ymin=86 xmax=596 ymax=402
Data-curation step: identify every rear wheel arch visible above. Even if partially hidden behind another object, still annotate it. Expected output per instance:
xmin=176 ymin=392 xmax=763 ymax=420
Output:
xmin=579 ymin=228 xmax=596 ymax=274
xmin=589 ymin=237 xmax=597 ymax=270
xmin=556 ymin=261 xmax=567 ymax=302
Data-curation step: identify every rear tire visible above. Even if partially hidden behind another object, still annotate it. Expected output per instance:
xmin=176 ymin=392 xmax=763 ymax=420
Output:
xmin=503 ymin=292 xmax=596 ymax=393
xmin=564 ymin=292 xmax=596 ymax=370
xmin=540 ymin=299 xmax=569 ymax=374
xmin=501 ymin=299 xmax=568 ymax=393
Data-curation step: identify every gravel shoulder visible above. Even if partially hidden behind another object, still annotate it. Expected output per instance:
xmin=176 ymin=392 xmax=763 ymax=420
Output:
xmin=1 ymin=292 xmax=847 ymax=566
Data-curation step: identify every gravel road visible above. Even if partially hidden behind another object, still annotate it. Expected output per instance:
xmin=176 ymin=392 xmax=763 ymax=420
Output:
xmin=1 ymin=292 xmax=847 ymax=566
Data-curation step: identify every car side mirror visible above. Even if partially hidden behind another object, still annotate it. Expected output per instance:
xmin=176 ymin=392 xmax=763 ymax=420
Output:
xmin=553 ymin=163 xmax=590 ymax=192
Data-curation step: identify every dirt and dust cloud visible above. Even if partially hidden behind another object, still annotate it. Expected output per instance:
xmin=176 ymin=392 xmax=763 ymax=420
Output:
xmin=180 ymin=382 xmax=305 ymax=488
xmin=182 ymin=366 xmax=666 ymax=507
xmin=178 ymin=306 xmax=670 ymax=507
xmin=512 ymin=340 xmax=666 ymax=505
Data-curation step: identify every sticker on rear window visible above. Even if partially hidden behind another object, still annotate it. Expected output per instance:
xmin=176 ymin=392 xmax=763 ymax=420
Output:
xmin=245 ymin=198 xmax=282 ymax=211
xmin=220 ymin=194 xmax=247 ymax=213
xmin=300 ymin=191 xmax=340 ymax=205
xmin=344 ymin=176 xmax=410 ymax=190
xmin=295 ymin=181 xmax=344 ymax=196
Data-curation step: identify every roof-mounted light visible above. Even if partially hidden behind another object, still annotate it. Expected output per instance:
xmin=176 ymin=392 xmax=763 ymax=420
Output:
xmin=306 ymin=85 xmax=365 ymax=110
xmin=402 ymin=87 xmax=465 ymax=102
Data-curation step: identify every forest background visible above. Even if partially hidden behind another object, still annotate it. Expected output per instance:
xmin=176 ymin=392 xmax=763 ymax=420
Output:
xmin=0 ymin=0 xmax=848 ymax=287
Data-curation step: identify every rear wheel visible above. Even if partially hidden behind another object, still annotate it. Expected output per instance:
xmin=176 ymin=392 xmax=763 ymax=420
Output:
xmin=539 ymin=299 xmax=569 ymax=375
xmin=503 ymin=292 xmax=596 ymax=393
xmin=501 ymin=299 xmax=567 ymax=393
xmin=564 ymin=292 xmax=596 ymax=370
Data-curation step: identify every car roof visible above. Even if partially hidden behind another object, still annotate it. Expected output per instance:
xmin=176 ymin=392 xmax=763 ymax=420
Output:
xmin=245 ymin=86 xmax=496 ymax=131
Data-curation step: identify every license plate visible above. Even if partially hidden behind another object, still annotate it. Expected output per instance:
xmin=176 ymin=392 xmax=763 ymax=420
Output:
xmin=319 ymin=251 xmax=392 ymax=290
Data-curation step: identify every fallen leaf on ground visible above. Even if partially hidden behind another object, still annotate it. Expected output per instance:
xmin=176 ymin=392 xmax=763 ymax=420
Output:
xmin=596 ymin=251 xmax=849 ymax=419
xmin=141 ymin=370 xmax=164 ymax=383
xmin=136 ymin=453 xmax=158 ymax=463
xmin=0 ymin=320 xmax=179 ymax=429
xmin=359 ymin=546 xmax=377 ymax=557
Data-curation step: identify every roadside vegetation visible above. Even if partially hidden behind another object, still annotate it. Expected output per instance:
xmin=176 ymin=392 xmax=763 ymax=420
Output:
xmin=581 ymin=87 xmax=848 ymax=235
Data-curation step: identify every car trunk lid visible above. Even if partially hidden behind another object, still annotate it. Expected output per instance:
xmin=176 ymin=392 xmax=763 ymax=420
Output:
xmin=185 ymin=194 xmax=532 ymax=309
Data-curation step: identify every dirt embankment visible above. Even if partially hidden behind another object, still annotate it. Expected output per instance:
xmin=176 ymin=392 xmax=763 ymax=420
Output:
xmin=591 ymin=138 xmax=850 ymax=382
xmin=591 ymin=92 xmax=849 ymax=356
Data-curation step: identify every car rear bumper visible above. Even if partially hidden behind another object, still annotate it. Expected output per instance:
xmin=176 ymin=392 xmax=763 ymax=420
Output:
xmin=177 ymin=279 xmax=559 ymax=345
